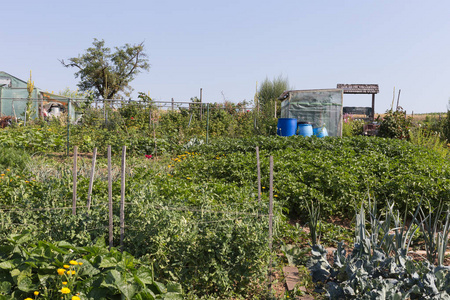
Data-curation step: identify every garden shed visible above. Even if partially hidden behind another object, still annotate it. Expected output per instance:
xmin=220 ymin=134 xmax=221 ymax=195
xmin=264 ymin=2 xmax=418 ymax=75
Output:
xmin=279 ymin=89 xmax=343 ymax=137
xmin=0 ymin=71 xmax=77 ymax=121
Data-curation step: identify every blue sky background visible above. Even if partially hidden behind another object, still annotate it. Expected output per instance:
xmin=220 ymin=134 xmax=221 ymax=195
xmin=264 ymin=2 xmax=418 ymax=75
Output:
xmin=2 ymin=0 xmax=450 ymax=113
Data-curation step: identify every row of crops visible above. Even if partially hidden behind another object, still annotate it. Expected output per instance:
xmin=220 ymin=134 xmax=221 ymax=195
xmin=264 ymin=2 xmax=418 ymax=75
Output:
xmin=1 ymin=134 xmax=450 ymax=299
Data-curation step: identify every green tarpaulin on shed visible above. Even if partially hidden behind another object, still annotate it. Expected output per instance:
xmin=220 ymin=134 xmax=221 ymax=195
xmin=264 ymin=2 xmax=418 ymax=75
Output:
xmin=280 ymin=89 xmax=343 ymax=137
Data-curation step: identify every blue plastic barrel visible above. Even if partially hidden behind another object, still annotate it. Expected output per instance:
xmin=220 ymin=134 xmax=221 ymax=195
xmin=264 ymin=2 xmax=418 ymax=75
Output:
xmin=277 ymin=118 xmax=297 ymax=136
xmin=313 ymin=127 xmax=328 ymax=138
xmin=297 ymin=122 xmax=313 ymax=137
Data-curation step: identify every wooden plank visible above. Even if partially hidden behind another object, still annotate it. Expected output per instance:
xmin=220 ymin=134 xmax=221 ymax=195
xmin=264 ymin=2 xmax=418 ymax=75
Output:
xmin=283 ymin=266 xmax=300 ymax=291
xmin=337 ymin=84 xmax=379 ymax=94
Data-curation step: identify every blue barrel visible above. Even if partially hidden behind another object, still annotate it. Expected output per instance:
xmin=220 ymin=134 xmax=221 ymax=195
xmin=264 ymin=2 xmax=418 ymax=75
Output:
xmin=277 ymin=118 xmax=297 ymax=136
xmin=313 ymin=126 xmax=328 ymax=138
xmin=297 ymin=122 xmax=313 ymax=137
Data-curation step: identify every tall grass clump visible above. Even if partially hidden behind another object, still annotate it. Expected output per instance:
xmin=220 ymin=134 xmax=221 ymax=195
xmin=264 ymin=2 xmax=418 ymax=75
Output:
xmin=409 ymin=125 xmax=449 ymax=158
xmin=0 ymin=146 xmax=31 ymax=169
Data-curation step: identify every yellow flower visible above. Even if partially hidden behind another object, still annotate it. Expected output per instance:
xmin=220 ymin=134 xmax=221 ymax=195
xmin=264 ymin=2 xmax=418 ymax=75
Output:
xmin=61 ymin=287 xmax=71 ymax=294
xmin=262 ymin=187 xmax=266 ymax=189
xmin=62 ymin=281 xmax=68 ymax=285
xmin=72 ymin=296 xmax=81 ymax=300
xmin=78 ymin=262 xmax=83 ymax=265
xmin=57 ymin=268 xmax=65 ymax=275
xmin=0 ymin=174 xmax=4 ymax=176
xmin=274 ymin=195 xmax=278 ymax=198
xmin=67 ymin=270 xmax=76 ymax=275
xmin=69 ymin=260 xmax=78 ymax=265
xmin=63 ymin=265 xmax=70 ymax=269
xmin=6 ymin=169 xmax=10 ymax=171
xmin=24 ymin=298 xmax=33 ymax=300
xmin=186 ymin=177 xmax=191 ymax=180
xmin=34 ymin=291 xmax=39 ymax=296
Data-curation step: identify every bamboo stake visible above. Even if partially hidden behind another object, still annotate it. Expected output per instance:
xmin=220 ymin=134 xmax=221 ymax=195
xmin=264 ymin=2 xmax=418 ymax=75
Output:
xmin=120 ymin=146 xmax=126 ymax=252
xmin=87 ymin=147 xmax=97 ymax=210
xmin=108 ymin=145 xmax=113 ymax=250
xmin=72 ymin=146 xmax=77 ymax=215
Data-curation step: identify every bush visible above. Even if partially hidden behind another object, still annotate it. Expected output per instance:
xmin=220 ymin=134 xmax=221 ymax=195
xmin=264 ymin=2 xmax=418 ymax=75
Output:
xmin=376 ymin=108 xmax=413 ymax=140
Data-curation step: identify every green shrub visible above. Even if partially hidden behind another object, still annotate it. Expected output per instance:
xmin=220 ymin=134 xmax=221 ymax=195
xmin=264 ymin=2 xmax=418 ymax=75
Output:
xmin=377 ymin=108 xmax=413 ymax=140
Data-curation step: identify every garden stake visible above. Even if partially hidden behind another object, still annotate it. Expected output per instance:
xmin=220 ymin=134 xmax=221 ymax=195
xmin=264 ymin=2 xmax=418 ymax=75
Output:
xmin=256 ymin=146 xmax=262 ymax=208
xmin=120 ymin=146 xmax=126 ymax=253
xmin=200 ymin=88 xmax=203 ymax=121
xmin=268 ymin=156 xmax=274 ymax=290
xmin=206 ymin=103 xmax=210 ymax=144
xmin=72 ymin=146 xmax=77 ymax=215
xmin=66 ymin=99 xmax=70 ymax=156
xmin=108 ymin=145 xmax=113 ymax=250
xmin=87 ymin=147 xmax=97 ymax=211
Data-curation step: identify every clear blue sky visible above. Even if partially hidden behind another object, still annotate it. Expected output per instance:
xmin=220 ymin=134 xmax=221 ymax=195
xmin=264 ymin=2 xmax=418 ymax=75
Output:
xmin=2 ymin=0 xmax=450 ymax=113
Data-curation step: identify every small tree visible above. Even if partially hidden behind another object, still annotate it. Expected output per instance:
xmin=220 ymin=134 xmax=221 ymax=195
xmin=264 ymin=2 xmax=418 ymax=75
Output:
xmin=60 ymin=39 xmax=150 ymax=99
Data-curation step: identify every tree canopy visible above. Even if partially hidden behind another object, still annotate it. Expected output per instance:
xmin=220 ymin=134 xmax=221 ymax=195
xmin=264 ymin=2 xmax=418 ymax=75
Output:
xmin=60 ymin=39 xmax=150 ymax=99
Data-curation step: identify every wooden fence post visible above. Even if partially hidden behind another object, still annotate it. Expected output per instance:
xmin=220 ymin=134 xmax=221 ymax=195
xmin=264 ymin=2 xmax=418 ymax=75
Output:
xmin=72 ymin=146 xmax=78 ymax=215
xmin=108 ymin=145 xmax=113 ymax=250
xmin=87 ymin=147 xmax=97 ymax=210
xmin=120 ymin=146 xmax=126 ymax=252
xmin=268 ymin=155 xmax=274 ymax=289
xmin=256 ymin=146 xmax=262 ymax=206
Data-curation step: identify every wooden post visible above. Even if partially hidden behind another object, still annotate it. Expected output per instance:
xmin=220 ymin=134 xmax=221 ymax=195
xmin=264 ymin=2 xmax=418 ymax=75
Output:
xmin=87 ymin=147 xmax=97 ymax=210
xmin=206 ymin=103 xmax=210 ymax=144
xmin=268 ymin=155 xmax=274 ymax=289
xmin=256 ymin=146 xmax=262 ymax=206
xmin=66 ymin=99 xmax=70 ymax=156
xmin=274 ymin=100 xmax=277 ymax=118
xmin=200 ymin=88 xmax=203 ymax=121
xmin=371 ymin=94 xmax=375 ymax=121
xmin=72 ymin=146 xmax=78 ymax=215
xmin=120 ymin=146 xmax=126 ymax=252
xmin=149 ymin=108 xmax=152 ymax=132
xmin=171 ymin=98 xmax=174 ymax=111
xmin=108 ymin=145 xmax=113 ymax=250
xmin=396 ymin=89 xmax=401 ymax=110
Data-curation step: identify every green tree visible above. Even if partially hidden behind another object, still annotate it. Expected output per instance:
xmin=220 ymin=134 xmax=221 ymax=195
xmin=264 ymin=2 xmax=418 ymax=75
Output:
xmin=257 ymin=75 xmax=291 ymax=118
xmin=60 ymin=39 xmax=150 ymax=99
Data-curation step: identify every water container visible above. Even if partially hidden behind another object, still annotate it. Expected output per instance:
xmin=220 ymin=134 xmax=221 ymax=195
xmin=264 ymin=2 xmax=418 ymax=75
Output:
xmin=277 ymin=118 xmax=297 ymax=136
xmin=313 ymin=126 xmax=328 ymax=138
xmin=297 ymin=122 xmax=313 ymax=137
